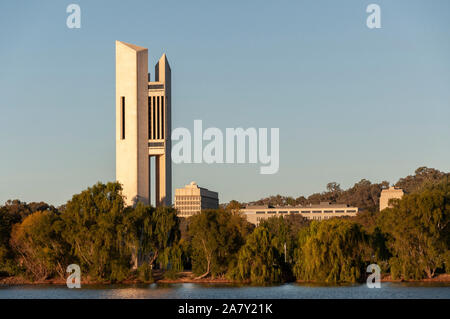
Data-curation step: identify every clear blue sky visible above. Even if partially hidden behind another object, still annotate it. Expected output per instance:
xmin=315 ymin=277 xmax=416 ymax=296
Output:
xmin=1 ymin=0 xmax=449 ymax=206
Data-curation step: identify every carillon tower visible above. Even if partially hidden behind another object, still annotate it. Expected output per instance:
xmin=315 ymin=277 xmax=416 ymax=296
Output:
xmin=148 ymin=52 xmax=172 ymax=207
xmin=115 ymin=41 xmax=172 ymax=207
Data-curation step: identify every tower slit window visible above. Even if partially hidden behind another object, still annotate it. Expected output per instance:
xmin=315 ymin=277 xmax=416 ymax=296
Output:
xmin=148 ymin=96 xmax=153 ymax=139
xmin=161 ymin=96 xmax=165 ymax=139
xmin=157 ymin=96 xmax=160 ymax=139
xmin=152 ymin=96 xmax=156 ymax=139
xmin=121 ymin=96 xmax=125 ymax=139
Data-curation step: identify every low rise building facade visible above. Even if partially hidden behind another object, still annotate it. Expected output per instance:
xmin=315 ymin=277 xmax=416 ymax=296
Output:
xmin=241 ymin=202 xmax=358 ymax=226
xmin=174 ymin=182 xmax=219 ymax=217
xmin=379 ymin=186 xmax=404 ymax=211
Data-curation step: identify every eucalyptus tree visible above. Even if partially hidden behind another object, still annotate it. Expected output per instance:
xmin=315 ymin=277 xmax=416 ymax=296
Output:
xmin=188 ymin=209 xmax=246 ymax=279
xmin=10 ymin=211 xmax=69 ymax=280
xmin=378 ymin=177 xmax=449 ymax=279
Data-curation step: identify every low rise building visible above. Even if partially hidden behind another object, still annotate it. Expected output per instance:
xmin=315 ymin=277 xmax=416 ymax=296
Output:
xmin=241 ymin=202 xmax=358 ymax=226
xmin=379 ymin=186 xmax=404 ymax=211
xmin=240 ymin=202 xmax=358 ymax=225
xmin=174 ymin=182 xmax=219 ymax=217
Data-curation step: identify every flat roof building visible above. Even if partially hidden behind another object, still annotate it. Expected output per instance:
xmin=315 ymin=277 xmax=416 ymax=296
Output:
xmin=241 ymin=202 xmax=358 ymax=226
xmin=379 ymin=186 xmax=404 ymax=211
xmin=174 ymin=182 xmax=219 ymax=217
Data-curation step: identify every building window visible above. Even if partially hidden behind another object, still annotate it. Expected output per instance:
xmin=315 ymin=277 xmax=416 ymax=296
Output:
xmin=149 ymin=97 xmax=153 ymax=139
xmin=157 ymin=96 xmax=160 ymax=139
xmin=335 ymin=210 xmax=345 ymax=213
xmin=290 ymin=211 xmax=299 ymax=214
xmin=161 ymin=96 xmax=165 ymax=139
xmin=152 ymin=96 xmax=156 ymax=139
xmin=148 ymin=84 xmax=164 ymax=90
xmin=301 ymin=211 xmax=310 ymax=214
xmin=324 ymin=210 xmax=333 ymax=213
xmin=121 ymin=96 xmax=125 ymax=139
xmin=312 ymin=210 xmax=322 ymax=214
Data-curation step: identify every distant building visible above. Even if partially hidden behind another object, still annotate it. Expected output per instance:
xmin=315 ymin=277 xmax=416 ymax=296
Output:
xmin=241 ymin=202 xmax=358 ymax=226
xmin=379 ymin=186 xmax=404 ymax=211
xmin=174 ymin=182 xmax=219 ymax=217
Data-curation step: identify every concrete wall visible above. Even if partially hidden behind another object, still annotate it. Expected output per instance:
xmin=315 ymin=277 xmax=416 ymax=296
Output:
xmin=116 ymin=41 xmax=149 ymax=206
xmin=149 ymin=54 xmax=172 ymax=206
xmin=379 ymin=187 xmax=404 ymax=211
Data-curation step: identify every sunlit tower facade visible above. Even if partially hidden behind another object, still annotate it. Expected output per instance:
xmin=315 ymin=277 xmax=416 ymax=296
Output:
xmin=115 ymin=41 xmax=172 ymax=207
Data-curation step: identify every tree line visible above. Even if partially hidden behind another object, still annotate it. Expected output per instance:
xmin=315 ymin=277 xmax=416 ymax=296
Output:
xmin=0 ymin=167 xmax=448 ymax=283
xmin=242 ymin=167 xmax=446 ymax=212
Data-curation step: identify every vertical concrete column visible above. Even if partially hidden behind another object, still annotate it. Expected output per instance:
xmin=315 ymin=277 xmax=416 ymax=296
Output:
xmin=115 ymin=41 xmax=149 ymax=206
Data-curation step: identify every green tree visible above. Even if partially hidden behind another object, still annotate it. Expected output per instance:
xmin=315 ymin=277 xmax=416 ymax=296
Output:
xmin=350 ymin=211 xmax=391 ymax=271
xmin=2 ymin=200 xmax=56 ymax=220
xmin=188 ymin=209 xmax=246 ymax=278
xmin=294 ymin=219 xmax=368 ymax=283
xmin=226 ymin=200 xmax=242 ymax=214
xmin=326 ymin=182 xmax=342 ymax=201
xmin=378 ymin=177 xmax=449 ymax=279
xmin=10 ymin=211 xmax=69 ymax=280
xmin=124 ymin=204 xmax=180 ymax=270
xmin=259 ymin=216 xmax=295 ymax=264
xmin=61 ymin=182 xmax=131 ymax=282
xmin=0 ymin=206 xmax=23 ymax=275
xmin=231 ymin=226 xmax=283 ymax=284
xmin=395 ymin=167 xmax=445 ymax=193
xmin=152 ymin=206 xmax=181 ymax=269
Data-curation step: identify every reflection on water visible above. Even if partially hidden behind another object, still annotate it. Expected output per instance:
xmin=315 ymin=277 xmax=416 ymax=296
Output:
xmin=0 ymin=282 xmax=449 ymax=299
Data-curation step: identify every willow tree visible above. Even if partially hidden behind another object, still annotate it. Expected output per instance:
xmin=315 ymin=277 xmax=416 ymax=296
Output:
xmin=231 ymin=226 xmax=283 ymax=284
xmin=61 ymin=182 xmax=131 ymax=282
xmin=294 ymin=219 xmax=368 ymax=283
xmin=259 ymin=216 xmax=308 ymax=265
xmin=259 ymin=217 xmax=292 ymax=263
xmin=153 ymin=207 xmax=181 ymax=269
xmin=123 ymin=203 xmax=181 ymax=276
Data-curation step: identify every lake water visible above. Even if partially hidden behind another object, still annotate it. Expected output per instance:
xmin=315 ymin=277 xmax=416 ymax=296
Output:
xmin=0 ymin=282 xmax=449 ymax=299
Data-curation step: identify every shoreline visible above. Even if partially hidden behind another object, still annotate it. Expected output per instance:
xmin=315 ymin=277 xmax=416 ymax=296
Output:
xmin=379 ymin=273 xmax=450 ymax=283
xmin=1 ymin=273 xmax=449 ymax=286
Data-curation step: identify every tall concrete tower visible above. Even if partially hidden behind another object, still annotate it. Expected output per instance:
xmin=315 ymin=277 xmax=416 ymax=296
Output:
xmin=116 ymin=41 xmax=172 ymax=207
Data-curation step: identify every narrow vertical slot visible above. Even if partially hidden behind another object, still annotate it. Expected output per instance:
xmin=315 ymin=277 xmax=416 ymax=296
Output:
xmin=121 ymin=96 xmax=125 ymax=139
